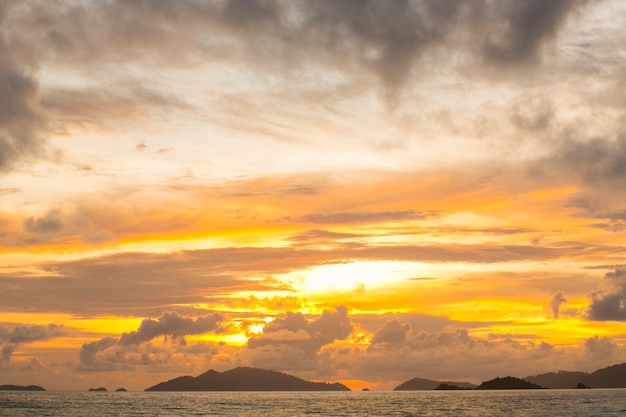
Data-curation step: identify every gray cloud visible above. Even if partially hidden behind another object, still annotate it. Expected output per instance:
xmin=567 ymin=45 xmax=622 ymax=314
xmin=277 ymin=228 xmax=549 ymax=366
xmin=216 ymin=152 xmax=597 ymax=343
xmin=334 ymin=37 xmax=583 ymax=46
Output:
xmin=0 ymin=323 xmax=64 ymax=344
xmin=23 ymin=208 xmax=63 ymax=234
xmin=550 ymin=292 xmax=568 ymax=318
xmin=79 ymin=311 xmax=225 ymax=371
xmin=299 ymin=210 xmax=440 ymax=225
xmin=0 ymin=240 xmax=619 ymax=315
xmin=588 ymin=269 xmax=626 ymax=321
xmin=78 ymin=337 xmax=120 ymax=371
xmin=119 ymin=311 xmax=224 ymax=346
xmin=483 ymin=0 xmax=587 ymax=65
xmin=1 ymin=344 xmax=14 ymax=365
xmin=0 ymin=323 xmax=64 ymax=366
xmin=584 ymin=335 xmax=617 ymax=361
xmin=245 ymin=306 xmax=353 ymax=370
xmin=0 ymin=6 xmax=48 ymax=171
xmin=370 ymin=320 xmax=411 ymax=346
xmin=0 ymin=0 xmax=592 ymax=172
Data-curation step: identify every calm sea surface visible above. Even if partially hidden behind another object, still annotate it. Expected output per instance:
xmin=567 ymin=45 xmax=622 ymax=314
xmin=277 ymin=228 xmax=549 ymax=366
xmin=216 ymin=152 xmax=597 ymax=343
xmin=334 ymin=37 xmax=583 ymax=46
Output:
xmin=1 ymin=389 xmax=626 ymax=417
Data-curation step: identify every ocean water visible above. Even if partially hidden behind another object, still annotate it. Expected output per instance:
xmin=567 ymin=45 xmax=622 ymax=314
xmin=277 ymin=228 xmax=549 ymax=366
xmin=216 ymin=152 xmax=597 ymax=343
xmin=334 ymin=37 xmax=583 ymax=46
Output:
xmin=1 ymin=389 xmax=626 ymax=417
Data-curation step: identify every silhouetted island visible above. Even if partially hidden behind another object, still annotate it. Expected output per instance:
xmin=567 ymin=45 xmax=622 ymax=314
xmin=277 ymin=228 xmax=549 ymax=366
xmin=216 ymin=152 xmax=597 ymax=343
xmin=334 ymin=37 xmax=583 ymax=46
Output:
xmin=144 ymin=367 xmax=350 ymax=391
xmin=88 ymin=387 xmax=107 ymax=392
xmin=0 ymin=385 xmax=46 ymax=391
xmin=115 ymin=387 xmax=128 ymax=392
xmin=477 ymin=376 xmax=544 ymax=390
xmin=394 ymin=377 xmax=476 ymax=390
xmin=435 ymin=383 xmax=464 ymax=390
xmin=526 ymin=363 xmax=626 ymax=389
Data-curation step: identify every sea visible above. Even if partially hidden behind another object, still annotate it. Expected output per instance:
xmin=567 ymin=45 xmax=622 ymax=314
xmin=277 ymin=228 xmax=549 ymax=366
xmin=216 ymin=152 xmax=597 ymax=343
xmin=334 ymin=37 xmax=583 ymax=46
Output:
xmin=1 ymin=389 xmax=626 ymax=417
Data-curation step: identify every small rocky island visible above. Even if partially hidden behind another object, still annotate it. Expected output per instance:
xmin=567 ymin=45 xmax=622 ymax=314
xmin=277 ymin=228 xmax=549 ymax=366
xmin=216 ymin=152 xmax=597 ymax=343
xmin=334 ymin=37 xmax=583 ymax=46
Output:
xmin=477 ymin=376 xmax=544 ymax=390
xmin=88 ymin=387 xmax=108 ymax=392
xmin=0 ymin=385 xmax=46 ymax=391
xmin=145 ymin=367 xmax=350 ymax=391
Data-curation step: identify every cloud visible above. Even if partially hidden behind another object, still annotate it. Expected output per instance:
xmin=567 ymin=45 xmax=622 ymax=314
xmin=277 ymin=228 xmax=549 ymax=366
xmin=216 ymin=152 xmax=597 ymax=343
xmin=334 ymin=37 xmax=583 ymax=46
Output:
xmin=0 ymin=323 xmax=64 ymax=344
xmin=287 ymin=229 xmax=363 ymax=243
xmin=23 ymin=208 xmax=64 ymax=234
xmin=588 ymin=269 xmax=626 ymax=321
xmin=79 ymin=337 xmax=118 ymax=370
xmin=1 ymin=345 xmax=14 ymax=365
xmin=0 ymin=239 xmax=614 ymax=316
xmin=298 ymin=210 xmax=440 ymax=225
xmin=0 ymin=187 xmax=20 ymax=195
xmin=0 ymin=9 xmax=48 ymax=171
xmin=79 ymin=311 xmax=225 ymax=371
xmin=244 ymin=306 xmax=353 ymax=371
xmin=550 ymin=292 xmax=568 ymax=318
xmin=584 ymin=335 xmax=617 ymax=362
xmin=483 ymin=0 xmax=587 ymax=65
xmin=370 ymin=320 xmax=411 ymax=346
xmin=119 ymin=311 xmax=224 ymax=346
xmin=0 ymin=323 xmax=64 ymax=366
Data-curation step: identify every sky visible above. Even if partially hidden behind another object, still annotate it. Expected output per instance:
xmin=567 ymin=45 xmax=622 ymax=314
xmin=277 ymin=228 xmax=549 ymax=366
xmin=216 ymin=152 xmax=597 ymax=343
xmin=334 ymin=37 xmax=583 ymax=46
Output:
xmin=1 ymin=0 xmax=626 ymax=391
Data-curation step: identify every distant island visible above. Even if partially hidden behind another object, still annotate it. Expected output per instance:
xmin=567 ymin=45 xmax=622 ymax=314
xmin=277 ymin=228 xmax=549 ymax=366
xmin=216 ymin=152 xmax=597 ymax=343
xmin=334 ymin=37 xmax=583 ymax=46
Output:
xmin=477 ymin=376 xmax=544 ymax=390
xmin=0 ymin=385 xmax=46 ymax=391
xmin=145 ymin=367 xmax=350 ymax=391
xmin=88 ymin=387 xmax=107 ymax=392
xmin=394 ymin=377 xmax=476 ymax=391
xmin=395 ymin=362 xmax=626 ymax=391
xmin=526 ymin=363 xmax=626 ymax=389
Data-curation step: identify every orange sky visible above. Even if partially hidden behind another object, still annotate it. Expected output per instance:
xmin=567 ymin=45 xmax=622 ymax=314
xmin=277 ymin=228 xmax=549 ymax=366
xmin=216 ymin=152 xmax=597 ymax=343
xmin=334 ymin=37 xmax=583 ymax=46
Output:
xmin=1 ymin=0 xmax=626 ymax=391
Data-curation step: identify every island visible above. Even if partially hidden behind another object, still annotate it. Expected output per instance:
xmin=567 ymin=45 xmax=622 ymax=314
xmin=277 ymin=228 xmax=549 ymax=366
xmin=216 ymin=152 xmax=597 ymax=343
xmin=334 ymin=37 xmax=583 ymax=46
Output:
xmin=88 ymin=387 xmax=108 ymax=392
xmin=115 ymin=387 xmax=128 ymax=392
xmin=0 ymin=385 xmax=46 ymax=391
xmin=526 ymin=363 xmax=626 ymax=389
xmin=394 ymin=377 xmax=476 ymax=390
xmin=435 ymin=383 xmax=464 ymax=390
xmin=477 ymin=376 xmax=544 ymax=390
xmin=145 ymin=367 xmax=350 ymax=391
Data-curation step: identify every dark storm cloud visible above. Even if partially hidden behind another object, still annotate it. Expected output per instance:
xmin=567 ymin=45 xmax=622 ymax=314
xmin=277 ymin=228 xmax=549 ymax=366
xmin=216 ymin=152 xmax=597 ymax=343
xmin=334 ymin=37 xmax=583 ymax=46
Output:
xmin=588 ymin=269 xmax=626 ymax=321
xmin=119 ymin=311 xmax=224 ymax=346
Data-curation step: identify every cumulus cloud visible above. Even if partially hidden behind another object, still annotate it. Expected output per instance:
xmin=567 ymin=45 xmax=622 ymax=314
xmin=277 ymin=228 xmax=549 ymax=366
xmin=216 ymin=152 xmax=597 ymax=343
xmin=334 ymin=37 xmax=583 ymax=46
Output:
xmin=370 ymin=320 xmax=411 ymax=346
xmin=588 ymin=269 xmax=626 ymax=321
xmin=244 ymin=306 xmax=353 ymax=371
xmin=0 ymin=323 xmax=64 ymax=366
xmin=79 ymin=311 xmax=225 ymax=371
xmin=119 ymin=311 xmax=224 ymax=346
xmin=584 ymin=335 xmax=617 ymax=361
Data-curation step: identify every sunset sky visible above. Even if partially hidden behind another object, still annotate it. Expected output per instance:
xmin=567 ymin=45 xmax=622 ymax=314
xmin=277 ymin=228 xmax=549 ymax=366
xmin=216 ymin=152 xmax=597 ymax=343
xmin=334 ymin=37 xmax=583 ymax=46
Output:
xmin=2 ymin=0 xmax=626 ymax=391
